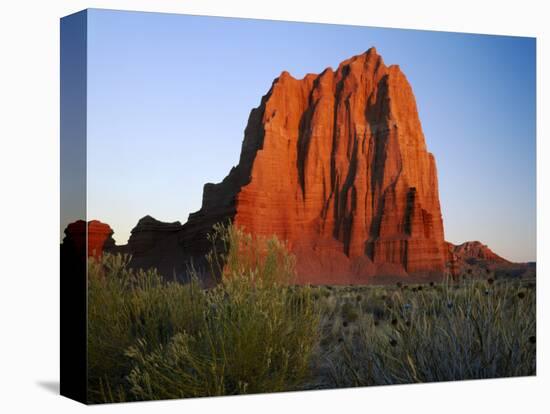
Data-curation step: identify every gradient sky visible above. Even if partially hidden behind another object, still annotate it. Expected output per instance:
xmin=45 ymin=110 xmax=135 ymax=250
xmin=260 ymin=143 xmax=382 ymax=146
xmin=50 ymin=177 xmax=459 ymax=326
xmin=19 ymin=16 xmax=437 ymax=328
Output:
xmin=84 ymin=9 xmax=536 ymax=262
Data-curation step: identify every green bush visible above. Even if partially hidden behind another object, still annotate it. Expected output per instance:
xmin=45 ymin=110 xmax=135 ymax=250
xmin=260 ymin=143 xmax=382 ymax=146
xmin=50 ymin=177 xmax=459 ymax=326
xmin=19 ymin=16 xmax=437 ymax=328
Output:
xmin=87 ymin=223 xmax=319 ymax=402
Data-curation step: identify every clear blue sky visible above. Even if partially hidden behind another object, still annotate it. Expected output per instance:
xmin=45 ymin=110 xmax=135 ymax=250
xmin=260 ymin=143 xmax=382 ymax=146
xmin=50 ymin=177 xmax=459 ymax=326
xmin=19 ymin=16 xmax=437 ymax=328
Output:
xmin=83 ymin=9 xmax=536 ymax=262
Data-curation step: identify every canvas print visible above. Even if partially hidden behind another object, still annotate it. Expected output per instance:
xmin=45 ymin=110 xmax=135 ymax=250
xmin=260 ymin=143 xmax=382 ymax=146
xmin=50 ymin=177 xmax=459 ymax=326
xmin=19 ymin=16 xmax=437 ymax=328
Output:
xmin=60 ymin=9 xmax=536 ymax=404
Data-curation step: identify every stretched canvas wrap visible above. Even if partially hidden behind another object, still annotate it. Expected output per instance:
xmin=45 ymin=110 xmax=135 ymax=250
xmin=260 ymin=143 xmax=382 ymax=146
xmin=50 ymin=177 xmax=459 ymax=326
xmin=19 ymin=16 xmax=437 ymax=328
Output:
xmin=60 ymin=9 xmax=536 ymax=404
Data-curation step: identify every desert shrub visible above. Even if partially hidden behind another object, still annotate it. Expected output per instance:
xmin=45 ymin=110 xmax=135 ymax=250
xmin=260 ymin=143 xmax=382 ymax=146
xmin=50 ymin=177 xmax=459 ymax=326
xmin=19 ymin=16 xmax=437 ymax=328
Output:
xmin=126 ymin=282 xmax=318 ymax=399
xmin=88 ymin=223 xmax=319 ymax=402
xmin=340 ymin=302 xmax=359 ymax=323
xmin=361 ymin=300 xmax=387 ymax=320
xmin=87 ymin=254 xmax=206 ymax=402
xmin=206 ymin=222 xmax=296 ymax=286
xmin=495 ymin=267 xmax=526 ymax=279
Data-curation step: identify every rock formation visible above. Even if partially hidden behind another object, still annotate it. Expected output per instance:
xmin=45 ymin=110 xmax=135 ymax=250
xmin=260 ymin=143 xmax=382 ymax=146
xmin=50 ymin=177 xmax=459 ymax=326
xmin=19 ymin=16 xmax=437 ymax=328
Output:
xmin=60 ymin=217 xmax=192 ymax=281
xmin=445 ymin=241 xmax=534 ymax=279
xmin=447 ymin=241 xmax=510 ymax=265
xmin=61 ymin=220 xmax=115 ymax=260
xmin=123 ymin=216 xmax=188 ymax=280
xmin=181 ymin=47 xmax=446 ymax=283
xmin=127 ymin=215 xmax=182 ymax=257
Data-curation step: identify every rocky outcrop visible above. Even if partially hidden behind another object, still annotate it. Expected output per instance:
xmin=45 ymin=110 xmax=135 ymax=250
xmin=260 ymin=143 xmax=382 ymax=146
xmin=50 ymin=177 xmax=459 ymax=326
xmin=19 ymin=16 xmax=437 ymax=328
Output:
xmin=61 ymin=220 xmax=115 ymax=260
xmin=128 ymin=215 xmax=182 ymax=257
xmin=121 ymin=216 xmax=188 ymax=280
xmin=445 ymin=241 xmax=534 ymax=279
xmin=181 ymin=48 xmax=446 ymax=283
xmin=447 ymin=241 xmax=510 ymax=265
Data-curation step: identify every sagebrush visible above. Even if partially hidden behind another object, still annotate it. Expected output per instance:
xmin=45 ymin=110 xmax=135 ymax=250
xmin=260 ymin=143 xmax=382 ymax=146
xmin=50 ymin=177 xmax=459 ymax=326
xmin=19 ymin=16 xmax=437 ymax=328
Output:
xmin=87 ymin=223 xmax=319 ymax=403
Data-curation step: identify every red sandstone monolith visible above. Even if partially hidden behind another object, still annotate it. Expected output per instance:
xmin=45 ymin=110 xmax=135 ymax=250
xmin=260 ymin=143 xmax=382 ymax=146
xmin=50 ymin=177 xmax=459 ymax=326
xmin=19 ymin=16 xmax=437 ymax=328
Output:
xmin=181 ymin=48 xmax=447 ymax=283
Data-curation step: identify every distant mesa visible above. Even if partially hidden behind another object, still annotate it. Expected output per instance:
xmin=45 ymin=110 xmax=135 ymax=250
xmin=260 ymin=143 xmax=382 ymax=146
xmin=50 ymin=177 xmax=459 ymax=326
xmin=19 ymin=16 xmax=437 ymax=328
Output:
xmin=447 ymin=241 xmax=510 ymax=266
xmin=444 ymin=240 xmax=532 ymax=278
xmin=61 ymin=48 xmax=526 ymax=284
